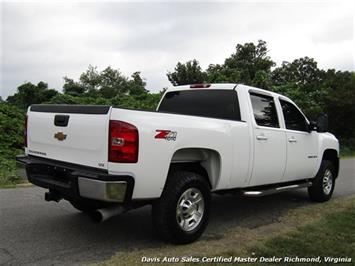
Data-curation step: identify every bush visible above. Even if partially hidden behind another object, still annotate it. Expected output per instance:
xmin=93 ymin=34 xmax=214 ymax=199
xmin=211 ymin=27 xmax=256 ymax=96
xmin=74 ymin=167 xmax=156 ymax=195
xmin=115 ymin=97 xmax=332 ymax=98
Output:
xmin=0 ymin=156 xmax=21 ymax=186
xmin=0 ymin=103 xmax=25 ymax=186
xmin=47 ymin=92 xmax=161 ymax=110
xmin=0 ymin=103 xmax=25 ymax=155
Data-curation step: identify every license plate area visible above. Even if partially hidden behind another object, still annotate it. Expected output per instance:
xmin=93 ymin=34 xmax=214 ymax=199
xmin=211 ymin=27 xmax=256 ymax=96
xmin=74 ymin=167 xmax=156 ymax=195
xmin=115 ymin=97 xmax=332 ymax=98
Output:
xmin=28 ymin=164 xmax=73 ymax=188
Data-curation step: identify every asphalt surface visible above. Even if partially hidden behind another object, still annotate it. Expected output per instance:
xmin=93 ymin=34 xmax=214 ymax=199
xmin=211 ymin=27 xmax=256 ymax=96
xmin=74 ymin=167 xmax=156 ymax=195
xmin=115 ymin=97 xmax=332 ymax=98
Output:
xmin=0 ymin=159 xmax=354 ymax=265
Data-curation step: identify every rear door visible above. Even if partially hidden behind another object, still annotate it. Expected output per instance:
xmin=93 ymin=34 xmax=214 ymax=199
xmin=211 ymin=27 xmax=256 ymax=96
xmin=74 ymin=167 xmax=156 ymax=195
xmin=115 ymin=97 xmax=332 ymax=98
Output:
xmin=279 ymin=99 xmax=318 ymax=181
xmin=248 ymin=92 xmax=286 ymax=186
xmin=27 ymin=105 xmax=111 ymax=170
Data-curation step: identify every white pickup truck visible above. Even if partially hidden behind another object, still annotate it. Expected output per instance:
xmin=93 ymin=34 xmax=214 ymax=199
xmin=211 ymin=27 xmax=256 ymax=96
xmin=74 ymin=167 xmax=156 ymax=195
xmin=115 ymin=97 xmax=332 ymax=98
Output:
xmin=17 ymin=83 xmax=339 ymax=244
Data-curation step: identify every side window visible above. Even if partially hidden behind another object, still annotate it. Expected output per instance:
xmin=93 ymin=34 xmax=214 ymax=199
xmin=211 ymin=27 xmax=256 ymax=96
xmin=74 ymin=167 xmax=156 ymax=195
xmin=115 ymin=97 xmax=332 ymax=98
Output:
xmin=250 ymin=92 xmax=279 ymax=128
xmin=280 ymin=99 xmax=308 ymax=132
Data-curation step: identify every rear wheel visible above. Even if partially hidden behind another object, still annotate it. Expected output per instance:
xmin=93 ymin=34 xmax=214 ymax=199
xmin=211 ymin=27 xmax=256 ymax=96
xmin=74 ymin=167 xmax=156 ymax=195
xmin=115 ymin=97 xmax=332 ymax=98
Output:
xmin=152 ymin=170 xmax=210 ymax=244
xmin=308 ymin=160 xmax=335 ymax=202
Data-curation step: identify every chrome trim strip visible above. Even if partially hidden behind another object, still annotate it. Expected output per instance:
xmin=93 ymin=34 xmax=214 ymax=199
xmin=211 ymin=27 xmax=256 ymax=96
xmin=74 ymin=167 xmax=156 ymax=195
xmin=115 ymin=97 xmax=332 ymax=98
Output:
xmin=243 ymin=182 xmax=312 ymax=197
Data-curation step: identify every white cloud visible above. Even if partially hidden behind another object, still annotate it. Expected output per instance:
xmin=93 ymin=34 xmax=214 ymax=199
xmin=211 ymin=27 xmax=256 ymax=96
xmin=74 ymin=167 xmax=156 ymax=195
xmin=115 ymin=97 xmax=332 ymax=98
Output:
xmin=1 ymin=0 xmax=354 ymax=99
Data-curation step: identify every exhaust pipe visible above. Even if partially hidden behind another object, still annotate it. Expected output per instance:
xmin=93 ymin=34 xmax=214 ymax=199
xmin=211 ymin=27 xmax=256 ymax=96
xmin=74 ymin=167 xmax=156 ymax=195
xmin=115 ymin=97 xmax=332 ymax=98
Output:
xmin=90 ymin=205 xmax=125 ymax=222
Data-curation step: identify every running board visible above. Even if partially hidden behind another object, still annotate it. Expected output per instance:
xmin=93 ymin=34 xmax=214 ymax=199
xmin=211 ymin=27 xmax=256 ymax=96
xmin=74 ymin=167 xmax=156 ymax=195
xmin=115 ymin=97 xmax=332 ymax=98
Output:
xmin=242 ymin=181 xmax=312 ymax=197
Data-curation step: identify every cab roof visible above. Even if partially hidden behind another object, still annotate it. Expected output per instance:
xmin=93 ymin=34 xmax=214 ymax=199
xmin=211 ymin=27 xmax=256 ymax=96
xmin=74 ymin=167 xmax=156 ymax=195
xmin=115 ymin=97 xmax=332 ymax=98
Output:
xmin=165 ymin=83 xmax=293 ymax=104
xmin=166 ymin=83 xmax=238 ymax=92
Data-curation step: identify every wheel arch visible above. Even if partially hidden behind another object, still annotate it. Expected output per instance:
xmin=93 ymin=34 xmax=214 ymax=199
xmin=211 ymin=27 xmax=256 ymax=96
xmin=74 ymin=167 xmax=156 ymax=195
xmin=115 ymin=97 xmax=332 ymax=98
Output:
xmin=167 ymin=148 xmax=222 ymax=189
xmin=322 ymin=149 xmax=339 ymax=178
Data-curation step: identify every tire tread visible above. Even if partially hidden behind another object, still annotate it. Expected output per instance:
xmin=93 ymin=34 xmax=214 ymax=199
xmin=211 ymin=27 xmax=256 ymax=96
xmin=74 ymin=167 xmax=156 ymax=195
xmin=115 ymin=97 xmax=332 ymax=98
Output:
xmin=308 ymin=160 xmax=335 ymax=202
xmin=152 ymin=170 xmax=210 ymax=244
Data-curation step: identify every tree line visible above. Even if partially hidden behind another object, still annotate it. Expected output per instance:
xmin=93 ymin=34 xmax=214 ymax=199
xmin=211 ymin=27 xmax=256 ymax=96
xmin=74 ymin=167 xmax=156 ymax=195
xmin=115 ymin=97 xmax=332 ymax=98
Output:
xmin=2 ymin=40 xmax=355 ymax=155
xmin=166 ymin=40 xmax=354 ymax=150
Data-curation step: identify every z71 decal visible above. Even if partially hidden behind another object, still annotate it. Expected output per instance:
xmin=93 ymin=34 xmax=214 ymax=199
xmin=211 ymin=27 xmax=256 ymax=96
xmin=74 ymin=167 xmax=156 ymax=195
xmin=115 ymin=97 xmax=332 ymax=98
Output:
xmin=155 ymin=130 xmax=177 ymax=141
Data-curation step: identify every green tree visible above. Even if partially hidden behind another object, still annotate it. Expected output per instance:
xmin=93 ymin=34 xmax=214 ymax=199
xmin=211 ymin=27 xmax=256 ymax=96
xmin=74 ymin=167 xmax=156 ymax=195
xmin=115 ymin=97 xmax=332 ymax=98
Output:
xmin=6 ymin=81 xmax=58 ymax=108
xmin=206 ymin=40 xmax=275 ymax=88
xmin=79 ymin=65 xmax=102 ymax=94
xmin=167 ymin=59 xmax=207 ymax=86
xmin=99 ymin=66 xmax=129 ymax=98
xmin=271 ymin=57 xmax=328 ymax=119
xmin=63 ymin=66 xmax=148 ymax=98
xmin=63 ymin=77 xmax=85 ymax=96
xmin=168 ymin=40 xmax=275 ymax=89
xmin=0 ymin=103 xmax=25 ymax=155
xmin=223 ymin=40 xmax=275 ymax=86
xmin=206 ymin=63 xmax=241 ymax=83
xmin=128 ymin=72 xmax=148 ymax=96
xmin=272 ymin=57 xmax=322 ymax=86
xmin=3 ymin=40 xmax=354 ymax=154
xmin=322 ymin=70 xmax=355 ymax=143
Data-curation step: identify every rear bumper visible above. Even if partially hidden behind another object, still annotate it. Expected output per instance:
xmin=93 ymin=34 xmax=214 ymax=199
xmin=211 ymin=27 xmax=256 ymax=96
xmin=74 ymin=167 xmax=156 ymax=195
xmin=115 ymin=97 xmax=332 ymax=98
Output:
xmin=16 ymin=155 xmax=134 ymax=204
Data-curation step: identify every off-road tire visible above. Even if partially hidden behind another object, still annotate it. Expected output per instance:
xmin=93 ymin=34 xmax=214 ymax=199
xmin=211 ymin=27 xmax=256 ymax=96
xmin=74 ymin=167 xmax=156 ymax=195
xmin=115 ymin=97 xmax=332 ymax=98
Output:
xmin=152 ymin=170 xmax=211 ymax=244
xmin=308 ymin=160 xmax=335 ymax=202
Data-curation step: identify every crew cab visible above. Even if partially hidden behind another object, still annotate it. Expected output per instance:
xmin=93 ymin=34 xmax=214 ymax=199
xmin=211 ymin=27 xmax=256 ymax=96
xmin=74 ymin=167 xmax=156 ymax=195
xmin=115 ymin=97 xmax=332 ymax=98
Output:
xmin=16 ymin=83 xmax=339 ymax=244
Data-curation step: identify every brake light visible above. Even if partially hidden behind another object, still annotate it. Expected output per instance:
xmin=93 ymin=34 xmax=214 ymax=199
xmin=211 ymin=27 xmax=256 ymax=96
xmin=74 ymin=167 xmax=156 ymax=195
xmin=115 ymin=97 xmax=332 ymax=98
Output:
xmin=190 ymin=84 xmax=211 ymax=88
xmin=109 ymin=120 xmax=139 ymax=163
xmin=24 ymin=115 xmax=28 ymax=147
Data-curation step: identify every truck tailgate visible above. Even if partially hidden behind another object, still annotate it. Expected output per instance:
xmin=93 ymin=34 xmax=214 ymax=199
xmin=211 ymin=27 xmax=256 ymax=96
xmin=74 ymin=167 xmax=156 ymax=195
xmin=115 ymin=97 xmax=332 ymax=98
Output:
xmin=27 ymin=105 xmax=111 ymax=170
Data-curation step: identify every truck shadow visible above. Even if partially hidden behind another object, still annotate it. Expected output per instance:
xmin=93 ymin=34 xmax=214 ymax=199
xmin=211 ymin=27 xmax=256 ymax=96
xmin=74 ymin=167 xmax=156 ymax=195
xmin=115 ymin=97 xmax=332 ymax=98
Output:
xmin=57 ymin=189 xmax=312 ymax=249
xmin=205 ymin=190 xmax=311 ymax=239
xmin=8 ymin=189 xmax=314 ymax=265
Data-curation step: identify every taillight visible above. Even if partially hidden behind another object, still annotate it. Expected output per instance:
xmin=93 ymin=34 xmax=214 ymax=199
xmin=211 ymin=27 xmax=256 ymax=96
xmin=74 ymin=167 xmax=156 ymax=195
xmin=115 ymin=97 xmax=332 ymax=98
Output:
xmin=109 ymin=120 xmax=139 ymax=163
xmin=24 ymin=115 xmax=28 ymax=147
xmin=190 ymin=84 xmax=211 ymax=88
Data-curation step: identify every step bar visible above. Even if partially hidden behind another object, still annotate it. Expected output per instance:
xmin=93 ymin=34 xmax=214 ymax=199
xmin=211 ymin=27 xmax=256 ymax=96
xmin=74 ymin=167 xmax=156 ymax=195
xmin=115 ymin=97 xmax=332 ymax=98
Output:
xmin=242 ymin=181 xmax=312 ymax=197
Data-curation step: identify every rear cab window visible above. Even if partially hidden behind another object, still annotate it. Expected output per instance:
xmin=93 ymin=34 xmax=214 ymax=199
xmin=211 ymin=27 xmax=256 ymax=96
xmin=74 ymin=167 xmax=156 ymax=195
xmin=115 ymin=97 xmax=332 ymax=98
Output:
xmin=158 ymin=89 xmax=241 ymax=121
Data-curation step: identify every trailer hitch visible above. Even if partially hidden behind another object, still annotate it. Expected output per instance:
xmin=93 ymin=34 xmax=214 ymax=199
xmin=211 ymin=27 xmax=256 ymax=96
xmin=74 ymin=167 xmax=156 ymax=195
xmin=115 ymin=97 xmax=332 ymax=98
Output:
xmin=44 ymin=191 xmax=62 ymax=202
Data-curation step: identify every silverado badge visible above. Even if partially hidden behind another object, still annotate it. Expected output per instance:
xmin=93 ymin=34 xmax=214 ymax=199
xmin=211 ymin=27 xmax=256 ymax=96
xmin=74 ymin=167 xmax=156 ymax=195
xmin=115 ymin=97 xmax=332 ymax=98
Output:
xmin=54 ymin=132 xmax=67 ymax=141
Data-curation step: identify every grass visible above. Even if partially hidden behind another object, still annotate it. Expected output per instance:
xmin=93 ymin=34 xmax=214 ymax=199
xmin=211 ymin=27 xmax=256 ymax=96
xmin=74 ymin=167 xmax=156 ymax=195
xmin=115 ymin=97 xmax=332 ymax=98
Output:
xmin=0 ymin=156 xmax=23 ymax=188
xmin=340 ymin=146 xmax=355 ymax=158
xmin=0 ymin=151 xmax=31 ymax=188
xmin=97 ymin=196 xmax=355 ymax=266
xmin=0 ymin=180 xmax=32 ymax=189
xmin=224 ymin=199 xmax=355 ymax=266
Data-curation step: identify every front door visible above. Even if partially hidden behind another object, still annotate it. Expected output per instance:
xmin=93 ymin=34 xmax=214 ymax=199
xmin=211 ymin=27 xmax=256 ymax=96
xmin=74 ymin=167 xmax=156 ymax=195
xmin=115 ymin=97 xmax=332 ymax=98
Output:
xmin=279 ymin=99 xmax=318 ymax=181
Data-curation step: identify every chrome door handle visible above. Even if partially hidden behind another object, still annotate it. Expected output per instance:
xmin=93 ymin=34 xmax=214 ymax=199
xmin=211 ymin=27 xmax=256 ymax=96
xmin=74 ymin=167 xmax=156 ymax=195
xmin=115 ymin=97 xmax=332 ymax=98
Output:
xmin=288 ymin=137 xmax=297 ymax=143
xmin=256 ymin=135 xmax=268 ymax=141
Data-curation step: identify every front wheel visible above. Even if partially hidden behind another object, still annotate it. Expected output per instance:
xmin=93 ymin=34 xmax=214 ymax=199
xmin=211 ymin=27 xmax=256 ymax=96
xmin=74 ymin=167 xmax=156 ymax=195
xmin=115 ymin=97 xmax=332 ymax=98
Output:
xmin=308 ymin=160 xmax=335 ymax=202
xmin=152 ymin=170 xmax=210 ymax=244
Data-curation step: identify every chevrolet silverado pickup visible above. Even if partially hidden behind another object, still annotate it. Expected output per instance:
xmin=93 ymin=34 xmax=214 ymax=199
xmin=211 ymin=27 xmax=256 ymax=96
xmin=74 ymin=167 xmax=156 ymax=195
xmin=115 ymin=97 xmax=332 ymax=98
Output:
xmin=16 ymin=83 xmax=339 ymax=244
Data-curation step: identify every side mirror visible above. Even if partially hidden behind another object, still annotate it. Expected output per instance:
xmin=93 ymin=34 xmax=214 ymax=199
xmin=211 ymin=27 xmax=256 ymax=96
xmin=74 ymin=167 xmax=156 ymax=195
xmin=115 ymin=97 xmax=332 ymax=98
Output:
xmin=316 ymin=114 xmax=328 ymax=133
xmin=308 ymin=121 xmax=317 ymax=132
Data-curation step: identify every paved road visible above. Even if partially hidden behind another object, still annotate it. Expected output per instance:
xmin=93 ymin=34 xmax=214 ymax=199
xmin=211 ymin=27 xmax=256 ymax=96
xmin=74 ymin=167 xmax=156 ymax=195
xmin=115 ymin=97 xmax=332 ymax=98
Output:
xmin=1 ymin=159 xmax=354 ymax=265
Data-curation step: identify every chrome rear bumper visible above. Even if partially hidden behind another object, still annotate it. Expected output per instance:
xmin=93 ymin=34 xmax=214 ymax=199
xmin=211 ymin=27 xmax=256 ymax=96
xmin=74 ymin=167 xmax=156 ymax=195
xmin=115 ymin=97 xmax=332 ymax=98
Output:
xmin=78 ymin=178 xmax=127 ymax=202
xmin=15 ymin=155 xmax=134 ymax=204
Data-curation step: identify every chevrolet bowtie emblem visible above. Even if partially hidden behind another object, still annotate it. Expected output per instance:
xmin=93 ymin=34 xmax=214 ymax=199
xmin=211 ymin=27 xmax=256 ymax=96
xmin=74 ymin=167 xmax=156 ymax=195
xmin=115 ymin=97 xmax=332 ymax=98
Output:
xmin=54 ymin=132 xmax=67 ymax=141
